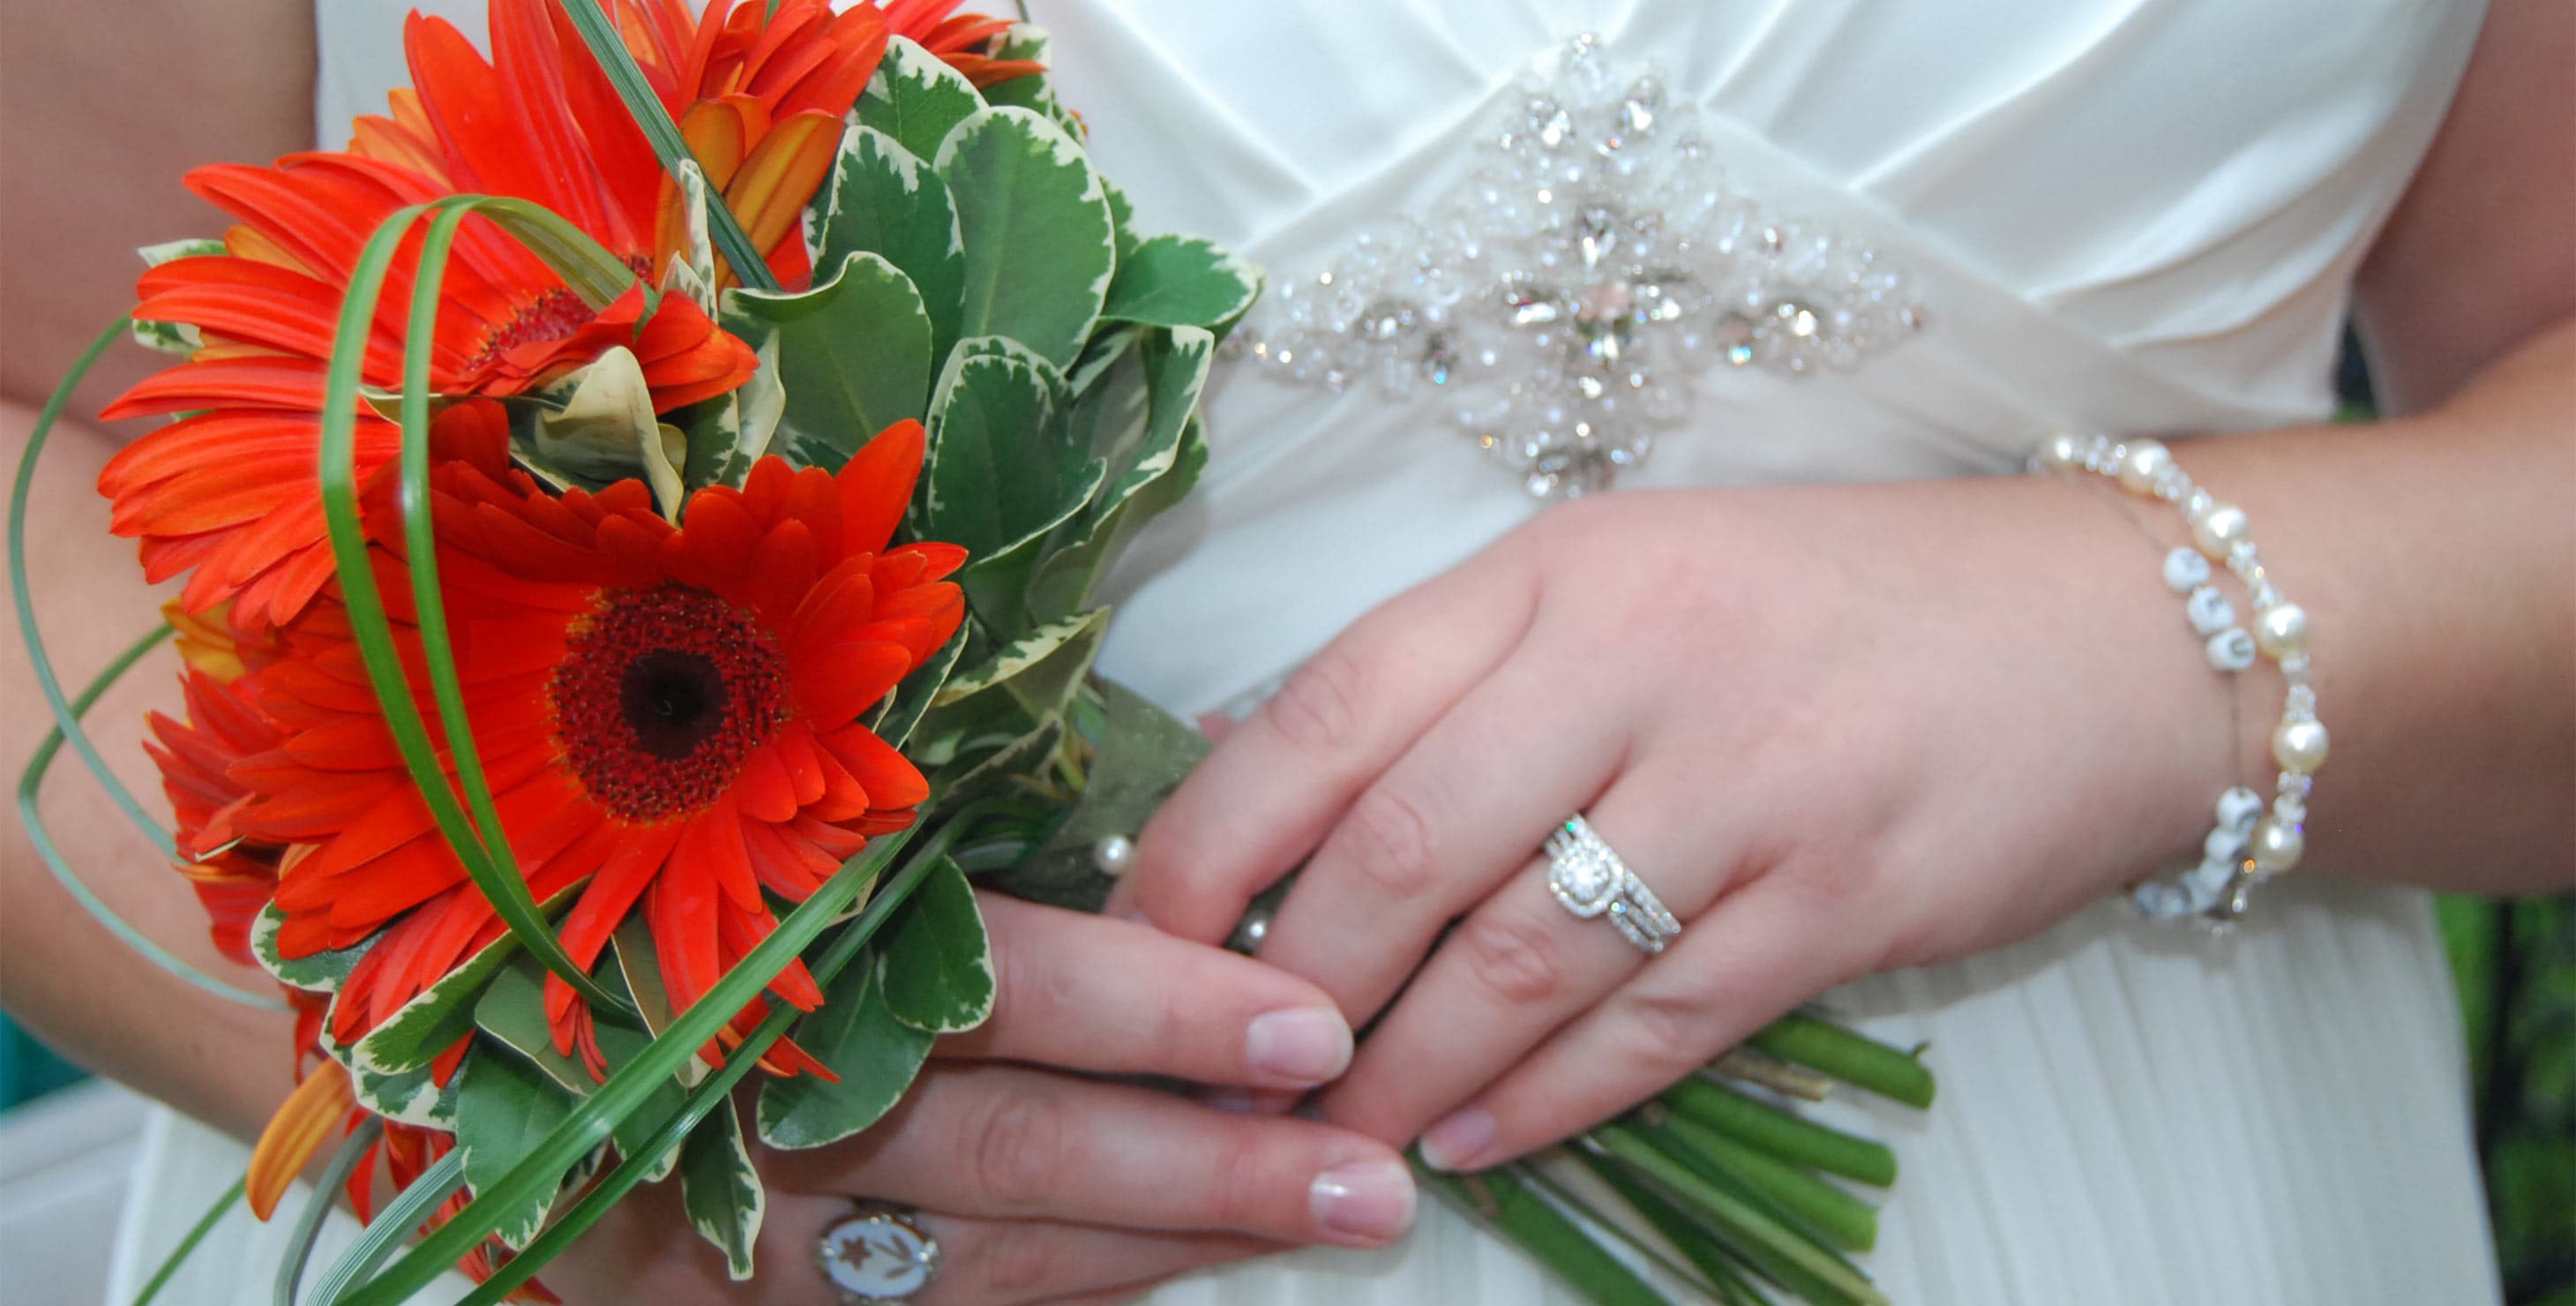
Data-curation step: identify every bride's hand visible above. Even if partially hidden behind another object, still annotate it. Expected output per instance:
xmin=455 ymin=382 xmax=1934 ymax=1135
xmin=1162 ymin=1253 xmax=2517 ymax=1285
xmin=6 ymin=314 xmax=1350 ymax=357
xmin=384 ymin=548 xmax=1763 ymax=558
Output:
xmin=541 ymin=892 xmax=1414 ymax=1304
xmin=1108 ymin=477 xmax=2239 ymax=1170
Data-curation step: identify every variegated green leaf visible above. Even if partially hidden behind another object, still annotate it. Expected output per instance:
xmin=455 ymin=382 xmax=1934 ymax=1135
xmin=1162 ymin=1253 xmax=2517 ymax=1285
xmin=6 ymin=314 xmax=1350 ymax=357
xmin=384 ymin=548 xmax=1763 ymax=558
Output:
xmin=925 ymin=354 xmax=1104 ymax=605
xmin=679 ymin=332 xmax=785 ymax=490
xmin=1101 ymin=236 xmax=1262 ymax=330
xmin=818 ymin=125 xmax=967 ymax=366
xmin=857 ymin=37 xmax=985 ymax=166
xmin=507 ymin=345 xmax=688 ymax=517
xmin=865 ymin=622 xmax=970 ymax=752
xmin=881 ymin=855 xmax=993 ymax=1034
xmin=936 ymin=106 xmax=1116 ymax=371
xmin=756 ymin=952 xmax=937 ymax=1151
xmin=453 ymin=1044 xmax=580 ymax=1250
xmin=976 ymin=26 xmax=1076 ymax=136
xmin=724 ymin=251 xmax=933 ymax=472
xmin=933 ymin=609 xmax=1109 ymax=709
xmin=347 ymin=930 xmax=526 ymax=1078
xmin=251 ymin=901 xmax=373 ymax=995
xmin=681 ymin=1098 xmax=767 ymax=1279
xmin=613 ymin=916 xmax=711 ymax=1089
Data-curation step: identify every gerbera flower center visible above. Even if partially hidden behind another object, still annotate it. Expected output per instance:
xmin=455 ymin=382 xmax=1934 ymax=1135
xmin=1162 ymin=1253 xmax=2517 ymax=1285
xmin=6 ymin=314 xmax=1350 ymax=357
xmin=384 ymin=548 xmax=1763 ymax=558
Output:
xmin=476 ymin=286 xmax=595 ymax=367
xmin=551 ymin=586 xmax=789 ymax=823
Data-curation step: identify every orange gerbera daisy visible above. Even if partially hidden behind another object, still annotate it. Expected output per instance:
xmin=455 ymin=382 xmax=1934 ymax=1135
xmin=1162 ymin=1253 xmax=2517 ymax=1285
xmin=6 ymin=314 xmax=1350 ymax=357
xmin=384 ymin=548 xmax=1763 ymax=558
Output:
xmin=99 ymin=0 xmax=1024 ymax=633
xmin=228 ymin=409 xmax=963 ymax=1075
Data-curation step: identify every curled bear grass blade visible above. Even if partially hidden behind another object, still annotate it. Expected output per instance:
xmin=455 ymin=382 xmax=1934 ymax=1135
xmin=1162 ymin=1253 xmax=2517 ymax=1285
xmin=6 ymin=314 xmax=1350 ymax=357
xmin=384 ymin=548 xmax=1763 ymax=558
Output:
xmin=309 ymin=1150 xmax=466 ymax=1306
xmin=318 ymin=199 xmax=633 ymax=1017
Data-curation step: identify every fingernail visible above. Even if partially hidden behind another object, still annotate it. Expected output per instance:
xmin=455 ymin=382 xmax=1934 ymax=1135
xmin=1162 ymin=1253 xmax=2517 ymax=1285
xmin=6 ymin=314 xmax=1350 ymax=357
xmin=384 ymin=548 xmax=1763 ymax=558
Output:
xmin=1245 ymin=1009 xmax=1352 ymax=1086
xmin=1416 ymin=1107 xmax=1495 ymax=1172
xmin=1309 ymin=1159 xmax=1416 ymax=1246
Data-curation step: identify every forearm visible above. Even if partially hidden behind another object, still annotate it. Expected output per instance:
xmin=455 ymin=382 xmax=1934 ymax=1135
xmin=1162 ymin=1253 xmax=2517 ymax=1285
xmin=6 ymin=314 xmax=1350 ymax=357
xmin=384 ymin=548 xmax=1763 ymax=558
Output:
xmin=2163 ymin=316 xmax=2575 ymax=892
xmin=1 ymin=400 xmax=295 ymax=1142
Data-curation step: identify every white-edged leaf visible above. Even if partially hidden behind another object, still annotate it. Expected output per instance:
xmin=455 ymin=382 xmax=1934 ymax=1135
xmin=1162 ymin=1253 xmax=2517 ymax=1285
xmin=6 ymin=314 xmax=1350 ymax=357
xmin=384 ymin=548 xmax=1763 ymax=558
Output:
xmin=933 ymin=609 xmax=1107 ymax=708
xmin=935 ymin=106 xmax=1116 ymax=371
xmin=251 ymin=901 xmax=373 ymax=995
xmin=924 ymin=353 xmax=1099 ymax=562
xmin=453 ymin=1044 xmax=580 ymax=1250
xmin=819 ymin=124 xmax=967 ymax=364
xmin=510 ymin=345 xmax=687 ymax=518
xmin=865 ymin=622 xmax=970 ymax=752
xmin=881 ymin=857 xmax=992 ymax=1034
xmin=681 ymin=1098 xmax=767 ymax=1279
xmin=1102 ymin=236 xmax=1262 ymax=329
xmin=723 ymin=250 xmax=933 ymax=471
xmin=756 ymin=952 xmax=937 ymax=1150
xmin=857 ymin=37 xmax=985 ymax=165
xmin=347 ymin=930 xmax=526 ymax=1078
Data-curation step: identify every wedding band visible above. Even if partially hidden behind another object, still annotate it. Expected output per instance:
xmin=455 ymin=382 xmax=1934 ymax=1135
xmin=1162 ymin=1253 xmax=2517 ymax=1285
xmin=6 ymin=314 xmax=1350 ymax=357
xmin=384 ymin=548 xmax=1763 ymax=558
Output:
xmin=1543 ymin=814 xmax=1683 ymax=954
xmin=820 ymin=1199 xmax=940 ymax=1305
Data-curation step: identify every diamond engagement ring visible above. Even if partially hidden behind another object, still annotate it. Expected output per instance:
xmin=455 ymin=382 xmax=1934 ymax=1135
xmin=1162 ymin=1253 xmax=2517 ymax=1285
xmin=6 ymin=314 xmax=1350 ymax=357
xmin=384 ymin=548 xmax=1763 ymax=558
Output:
xmin=820 ymin=1200 xmax=940 ymax=1305
xmin=1544 ymin=814 xmax=1683 ymax=954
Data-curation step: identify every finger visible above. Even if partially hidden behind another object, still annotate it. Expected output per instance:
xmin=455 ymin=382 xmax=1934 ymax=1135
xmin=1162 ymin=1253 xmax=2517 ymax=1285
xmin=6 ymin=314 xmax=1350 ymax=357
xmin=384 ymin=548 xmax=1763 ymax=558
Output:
xmin=1412 ymin=870 xmax=1855 ymax=1172
xmin=908 ymin=1214 xmax=1273 ymax=1306
xmin=1109 ymin=538 xmax=1542 ymax=943
xmin=1313 ymin=782 xmax=1726 ymax=1152
xmin=774 ymin=1062 xmax=1419 ymax=1248
xmin=940 ymin=894 xmax=1354 ymax=1090
xmin=1248 ymin=653 xmax=1629 ymax=1025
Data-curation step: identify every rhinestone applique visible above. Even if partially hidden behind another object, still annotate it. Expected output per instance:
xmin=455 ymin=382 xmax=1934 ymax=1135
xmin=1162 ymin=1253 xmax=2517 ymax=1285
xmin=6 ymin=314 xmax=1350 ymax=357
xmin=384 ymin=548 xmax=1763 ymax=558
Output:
xmin=1236 ymin=34 xmax=1928 ymax=499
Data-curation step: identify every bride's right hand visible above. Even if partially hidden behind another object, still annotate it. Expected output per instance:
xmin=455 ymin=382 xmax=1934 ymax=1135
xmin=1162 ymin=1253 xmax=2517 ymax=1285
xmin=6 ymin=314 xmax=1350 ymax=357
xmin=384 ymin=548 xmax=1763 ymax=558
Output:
xmin=537 ymin=891 xmax=1413 ymax=1305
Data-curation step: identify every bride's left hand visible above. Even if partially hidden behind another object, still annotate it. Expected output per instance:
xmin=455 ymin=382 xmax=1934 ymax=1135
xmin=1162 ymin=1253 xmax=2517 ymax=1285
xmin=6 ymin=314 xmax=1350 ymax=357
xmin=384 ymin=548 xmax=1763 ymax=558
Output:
xmin=1106 ymin=475 xmax=2243 ymax=1169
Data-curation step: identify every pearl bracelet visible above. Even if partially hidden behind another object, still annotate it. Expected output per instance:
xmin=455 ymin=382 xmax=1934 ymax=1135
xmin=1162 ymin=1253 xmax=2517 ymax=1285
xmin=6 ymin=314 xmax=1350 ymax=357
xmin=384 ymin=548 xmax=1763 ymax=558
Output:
xmin=2036 ymin=432 xmax=2327 ymax=924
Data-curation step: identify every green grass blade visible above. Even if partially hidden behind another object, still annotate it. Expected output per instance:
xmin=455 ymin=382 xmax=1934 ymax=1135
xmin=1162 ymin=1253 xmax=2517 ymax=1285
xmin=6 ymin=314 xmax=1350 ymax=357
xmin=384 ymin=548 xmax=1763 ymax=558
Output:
xmin=451 ymin=839 xmax=959 ymax=1304
xmin=275 ymin=1119 xmax=385 ymax=1306
xmin=1748 ymin=1015 xmax=1935 ymax=1109
xmin=558 ymin=0 xmax=778 ymax=294
xmin=317 ymin=200 xmax=631 ymax=1017
xmin=11 ymin=319 xmax=179 ymax=858
xmin=309 ymin=1151 xmax=467 ymax=1306
xmin=18 ymin=624 xmax=290 ymax=1010
xmin=335 ymin=822 xmax=930 ymax=1306
xmin=131 ymin=1175 xmax=247 ymax=1306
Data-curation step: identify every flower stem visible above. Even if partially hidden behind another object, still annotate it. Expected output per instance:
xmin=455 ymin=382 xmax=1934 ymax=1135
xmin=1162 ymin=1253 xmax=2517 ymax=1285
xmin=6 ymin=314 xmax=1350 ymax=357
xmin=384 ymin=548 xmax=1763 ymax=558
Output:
xmin=1414 ymin=1155 xmax=1674 ymax=1306
xmin=1660 ymin=1077 xmax=1898 ymax=1188
xmin=1647 ymin=1115 xmax=1878 ymax=1254
xmin=1748 ymin=1015 xmax=1935 ymax=1109
xmin=131 ymin=1176 xmax=246 ymax=1306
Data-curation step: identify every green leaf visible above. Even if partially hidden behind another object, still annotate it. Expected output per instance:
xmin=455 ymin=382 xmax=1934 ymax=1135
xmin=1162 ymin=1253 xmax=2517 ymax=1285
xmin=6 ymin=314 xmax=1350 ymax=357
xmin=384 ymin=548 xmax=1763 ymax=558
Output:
xmin=1102 ymin=236 xmax=1262 ymax=330
xmin=865 ymin=622 xmax=970 ymax=752
xmin=250 ymin=902 xmax=374 ymax=995
xmin=977 ymin=678 xmax=1208 ymax=912
xmin=348 ymin=925 xmax=529 ymax=1077
xmin=934 ymin=609 xmax=1108 ymax=707
xmin=856 ymin=37 xmax=985 ymax=166
xmin=475 ymin=957 xmax=595 ymax=1097
xmin=680 ymin=1098 xmax=766 ymax=1280
xmin=453 ymin=1043 xmax=581 ymax=1250
xmin=678 ymin=333 xmax=785 ymax=491
xmin=611 ymin=916 xmax=712 ymax=1089
xmin=818 ymin=125 xmax=967 ymax=366
xmin=1027 ymin=419 xmax=1208 ymax=622
xmin=349 ymin=1058 xmax=456 ymax=1131
xmin=881 ymin=857 xmax=993 ymax=1033
xmin=723 ymin=250 xmax=933 ymax=472
xmin=924 ymin=352 xmax=1104 ymax=624
xmin=943 ymin=334 xmax=1071 ymax=402
xmin=757 ymin=949 xmax=939 ymax=1150
xmin=975 ymin=26 xmax=1073 ymax=132
xmin=936 ymin=106 xmax=1116 ymax=371
xmin=505 ymin=345 xmax=688 ymax=517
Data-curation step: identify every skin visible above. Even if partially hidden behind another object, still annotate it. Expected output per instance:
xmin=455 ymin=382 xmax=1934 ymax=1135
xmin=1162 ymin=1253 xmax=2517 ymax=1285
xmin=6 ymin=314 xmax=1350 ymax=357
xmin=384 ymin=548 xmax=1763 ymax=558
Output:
xmin=3 ymin=3 xmax=2569 ymax=1305
xmin=1108 ymin=0 xmax=2576 ymax=1180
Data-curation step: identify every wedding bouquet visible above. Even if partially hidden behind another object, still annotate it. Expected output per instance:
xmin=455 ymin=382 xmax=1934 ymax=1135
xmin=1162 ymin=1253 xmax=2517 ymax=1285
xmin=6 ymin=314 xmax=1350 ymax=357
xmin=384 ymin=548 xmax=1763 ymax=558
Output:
xmin=11 ymin=4 xmax=1934 ymax=1303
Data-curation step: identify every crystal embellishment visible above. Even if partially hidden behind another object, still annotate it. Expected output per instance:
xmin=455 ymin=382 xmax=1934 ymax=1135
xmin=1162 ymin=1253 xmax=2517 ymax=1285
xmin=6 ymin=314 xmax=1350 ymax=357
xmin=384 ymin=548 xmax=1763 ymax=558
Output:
xmin=1236 ymin=34 xmax=1928 ymax=499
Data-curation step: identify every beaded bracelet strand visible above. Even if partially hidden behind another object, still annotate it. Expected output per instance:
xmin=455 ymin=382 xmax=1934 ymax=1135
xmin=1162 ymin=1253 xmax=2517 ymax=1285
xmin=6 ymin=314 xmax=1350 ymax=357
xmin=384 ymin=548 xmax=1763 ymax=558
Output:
xmin=2036 ymin=432 xmax=2328 ymax=924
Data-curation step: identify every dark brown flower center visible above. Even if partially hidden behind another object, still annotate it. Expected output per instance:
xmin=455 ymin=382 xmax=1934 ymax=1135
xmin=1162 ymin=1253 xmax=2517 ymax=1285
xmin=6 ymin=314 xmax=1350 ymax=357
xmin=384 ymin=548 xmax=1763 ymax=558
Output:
xmin=552 ymin=587 xmax=789 ymax=822
xmin=474 ymin=286 xmax=595 ymax=369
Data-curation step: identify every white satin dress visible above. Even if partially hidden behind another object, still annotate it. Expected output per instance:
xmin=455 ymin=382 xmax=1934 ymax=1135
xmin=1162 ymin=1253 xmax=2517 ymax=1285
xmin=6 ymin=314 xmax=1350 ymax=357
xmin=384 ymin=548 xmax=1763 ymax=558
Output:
xmin=108 ymin=3 xmax=2501 ymax=1303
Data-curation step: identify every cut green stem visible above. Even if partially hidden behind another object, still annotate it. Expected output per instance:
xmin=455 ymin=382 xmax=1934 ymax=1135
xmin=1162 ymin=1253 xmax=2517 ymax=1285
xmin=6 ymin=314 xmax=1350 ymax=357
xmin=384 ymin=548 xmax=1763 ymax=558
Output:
xmin=1748 ymin=1015 xmax=1936 ymax=1109
xmin=1592 ymin=1125 xmax=1885 ymax=1306
xmin=1651 ymin=1115 xmax=1878 ymax=1254
xmin=1661 ymin=1076 xmax=1898 ymax=1188
xmin=1416 ymin=1156 xmax=1673 ymax=1306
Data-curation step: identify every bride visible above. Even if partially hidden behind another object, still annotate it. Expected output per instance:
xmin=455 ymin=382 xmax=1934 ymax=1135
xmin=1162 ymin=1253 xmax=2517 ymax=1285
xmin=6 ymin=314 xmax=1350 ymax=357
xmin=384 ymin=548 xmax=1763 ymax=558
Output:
xmin=3 ymin=0 xmax=2567 ymax=1302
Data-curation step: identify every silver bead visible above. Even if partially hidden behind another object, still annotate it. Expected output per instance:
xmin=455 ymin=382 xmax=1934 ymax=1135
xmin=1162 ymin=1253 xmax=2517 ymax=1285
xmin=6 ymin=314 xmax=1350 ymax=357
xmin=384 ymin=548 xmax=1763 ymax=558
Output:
xmin=1091 ymin=834 xmax=1137 ymax=877
xmin=2273 ymin=718 xmax=2330 ymax=775
xmin=2161 ymin=546 xmax=2213 ymax=594
xmin=2184 ymin=586 xmax=2237 ymax=636
xmin=2204 ymin=826 xmax=2248 ymax=864
xmin=2254 ymin=603 xmax=2310 ymax=659
xmin=2250 ymin=817 xmax=2304 ymax=874
xmin=2205 ymin=627 xmax=2258 ymax=672
xmin=2190 ymin=503 xmax=2251 ymax=560
xmin=2213 ymin=786 xmax=2265 ymax=835
xmin=2116 ymin=438 xmax=2172 ymax=494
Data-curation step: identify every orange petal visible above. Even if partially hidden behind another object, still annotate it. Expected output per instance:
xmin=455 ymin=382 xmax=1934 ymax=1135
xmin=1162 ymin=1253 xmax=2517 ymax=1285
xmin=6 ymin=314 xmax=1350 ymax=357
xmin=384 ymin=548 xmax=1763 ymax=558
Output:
xmin=246 ymin=1061 xmax=356 ymax=1220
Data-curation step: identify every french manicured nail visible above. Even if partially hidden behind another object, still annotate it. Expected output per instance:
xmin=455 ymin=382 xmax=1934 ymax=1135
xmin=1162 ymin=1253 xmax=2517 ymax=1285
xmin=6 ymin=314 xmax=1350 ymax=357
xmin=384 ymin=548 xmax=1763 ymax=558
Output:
xmin=1416 ymin=1107 xmax=1494 ymax=1172
xmin=1309 ymin=1159 xmax=1416 ymax=1245
xmin=1245 ymin=1008 xmax=1352 ymax=1086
